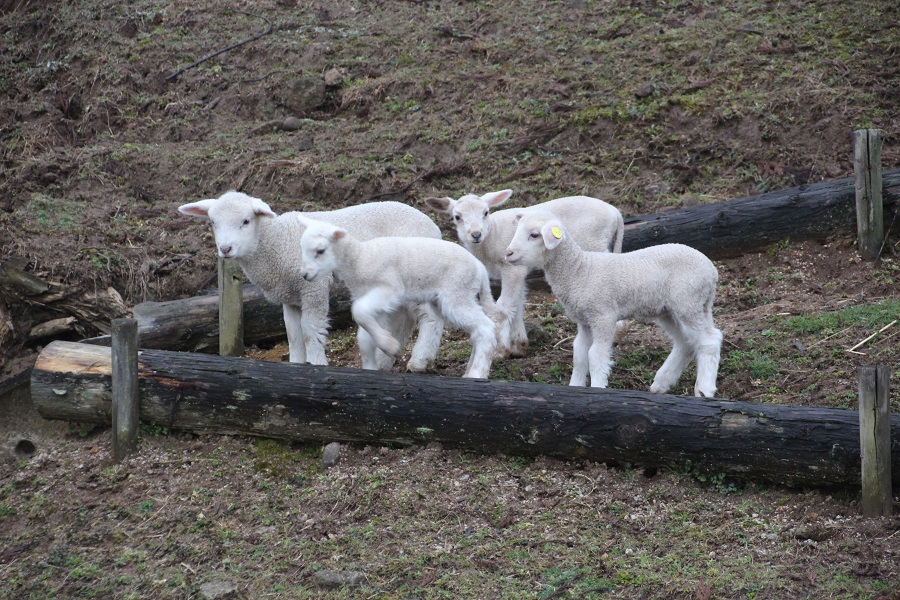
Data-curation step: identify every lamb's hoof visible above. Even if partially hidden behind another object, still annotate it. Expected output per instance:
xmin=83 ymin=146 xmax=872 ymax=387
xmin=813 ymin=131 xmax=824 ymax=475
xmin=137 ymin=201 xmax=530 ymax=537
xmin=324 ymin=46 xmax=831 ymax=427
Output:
xmin=506 ymin=341 xmax=529 ymax=358
xmin=406 ymin=359 xmax=430 ymax=373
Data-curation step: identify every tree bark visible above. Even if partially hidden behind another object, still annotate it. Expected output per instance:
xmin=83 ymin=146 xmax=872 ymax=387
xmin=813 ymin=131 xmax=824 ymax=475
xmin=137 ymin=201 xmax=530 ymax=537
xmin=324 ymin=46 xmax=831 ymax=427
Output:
xmin=32 ymin=341 xmax=900 ymax=490
xmin=623 ymin=168 xmax=900 ymax=258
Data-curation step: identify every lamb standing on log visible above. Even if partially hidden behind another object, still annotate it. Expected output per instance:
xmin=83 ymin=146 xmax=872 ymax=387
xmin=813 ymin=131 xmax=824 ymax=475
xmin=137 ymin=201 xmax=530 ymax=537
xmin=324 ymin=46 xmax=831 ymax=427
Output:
xmin=505 ymin=210 xmax=722 ymax=397
xmin=178 ymin=191 xmax=444 ymax=370
xmin=298 ymin=217 xmax=507 ymax=379
xmin=425 ymin=190 xmax=624 ymax=358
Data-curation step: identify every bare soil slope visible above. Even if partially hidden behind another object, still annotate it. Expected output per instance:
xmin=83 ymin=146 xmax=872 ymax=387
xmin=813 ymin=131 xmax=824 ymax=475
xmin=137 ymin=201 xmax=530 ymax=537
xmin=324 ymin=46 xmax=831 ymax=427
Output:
xmin=1 ymin=1 xmax=898 ymax=598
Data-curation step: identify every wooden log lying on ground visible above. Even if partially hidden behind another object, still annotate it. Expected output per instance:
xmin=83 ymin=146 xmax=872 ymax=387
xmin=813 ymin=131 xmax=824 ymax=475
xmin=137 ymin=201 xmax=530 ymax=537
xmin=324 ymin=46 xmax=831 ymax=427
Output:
xmin=82 ymin=282 xmax=356 ymax=352
xmin=623 ymin=168 xmax=900 ymax=258
xmin=32 ymin=341 xmax=900 ymax=489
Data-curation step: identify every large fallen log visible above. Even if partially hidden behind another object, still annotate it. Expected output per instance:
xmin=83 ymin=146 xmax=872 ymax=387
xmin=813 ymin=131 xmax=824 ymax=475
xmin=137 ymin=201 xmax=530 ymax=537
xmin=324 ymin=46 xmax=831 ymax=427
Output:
xmin=623 ymin=168 xmax=900 ymax=257
xmin=32 ymin=341 xmax=900 ymax=489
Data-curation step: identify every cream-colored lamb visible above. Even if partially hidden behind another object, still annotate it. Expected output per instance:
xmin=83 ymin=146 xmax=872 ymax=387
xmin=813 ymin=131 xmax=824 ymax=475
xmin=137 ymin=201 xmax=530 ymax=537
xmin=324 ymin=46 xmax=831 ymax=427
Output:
xmin=178 ymin=191 xmax=443 ymax=370
xmin=505 ymin=210 xmax=722 ymax=397
xmin=426 ymin=189 xmax=623 ymax=357
xmin=298 ymin=216 xmax=507 ymax=378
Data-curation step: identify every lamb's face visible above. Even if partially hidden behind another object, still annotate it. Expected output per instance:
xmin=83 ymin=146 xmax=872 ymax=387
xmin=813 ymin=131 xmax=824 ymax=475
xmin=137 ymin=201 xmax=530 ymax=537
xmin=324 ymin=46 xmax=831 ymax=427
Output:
xmin=505 ymin=213 xmax=558 ymax=268
xmin=425 ymin=189 xmax=513 ymax=245
xmin=207 ymin=204 xmax=263 ymax=259
xmin=178 ymin=191 xmax=276 ymax=259
xmin=450 ymin=194 xmax=493 ymax=245
xmin=299 ymin=224 xmax=343 ymax=282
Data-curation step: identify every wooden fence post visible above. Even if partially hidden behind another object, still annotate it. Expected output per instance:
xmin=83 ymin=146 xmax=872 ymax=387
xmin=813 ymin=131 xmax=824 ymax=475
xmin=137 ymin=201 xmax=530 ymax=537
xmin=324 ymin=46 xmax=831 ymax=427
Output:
xmin=853 ymin=128 xmax=885 ymax=261
xmin=858 ymin=365 xmax=892 ymax=517
xmin=111 ymin=318 xmax=139 ymax=461
xmin=218 ymin=257 xmax=244 ymax=357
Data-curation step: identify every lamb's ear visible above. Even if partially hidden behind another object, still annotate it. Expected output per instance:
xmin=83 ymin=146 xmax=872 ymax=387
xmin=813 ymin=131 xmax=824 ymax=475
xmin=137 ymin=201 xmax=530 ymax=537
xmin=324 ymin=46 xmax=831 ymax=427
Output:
xmin=296 ymin=214 xmax=317 ymax=228
xmin=331 ymin=228 xmax=348 ymax=242
xmin=424 ymin=197 xmax=454 ymax=213
xmin=250 ymin=197 xmax=277 ymax=218
xmin=481 ymin=189 xmax=513 ymax=208
xmin=177 ymin=199 xmax=216 ymax=218
xmin=541 ymin=221 xmax=565 ymax=250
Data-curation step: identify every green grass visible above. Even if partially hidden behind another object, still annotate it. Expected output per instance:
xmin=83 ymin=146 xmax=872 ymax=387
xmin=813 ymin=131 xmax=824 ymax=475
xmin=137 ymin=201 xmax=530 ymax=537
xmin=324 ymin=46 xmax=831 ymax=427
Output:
xmin=724 ymin=349 xmax=779 ymax=380
xmin=23 ymin=194 xmax=83 ymax=232
xmin=781 ymin=300 xmax=900 ymax=335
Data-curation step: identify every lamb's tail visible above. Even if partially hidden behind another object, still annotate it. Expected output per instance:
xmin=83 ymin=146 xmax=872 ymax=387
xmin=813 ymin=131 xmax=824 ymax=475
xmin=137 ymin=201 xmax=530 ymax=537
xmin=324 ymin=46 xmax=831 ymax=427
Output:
xmin=611 ymin=213 xmax=625 ymax=253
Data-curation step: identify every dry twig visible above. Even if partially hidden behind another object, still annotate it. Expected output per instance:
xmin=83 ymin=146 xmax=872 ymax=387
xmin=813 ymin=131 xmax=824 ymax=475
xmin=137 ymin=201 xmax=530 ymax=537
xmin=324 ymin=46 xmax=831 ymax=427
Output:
xmin=846 ymin=319 xmax=897 ymax=354
xmin=166 ymin=9 xmax=273 ymax=82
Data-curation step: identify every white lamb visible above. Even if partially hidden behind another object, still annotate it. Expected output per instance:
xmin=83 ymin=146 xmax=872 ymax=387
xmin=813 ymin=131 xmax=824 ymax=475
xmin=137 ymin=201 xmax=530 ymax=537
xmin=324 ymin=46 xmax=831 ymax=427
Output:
xmin=178 ymin=191 xmax=444 ymax=370
xmin=505 ymin=210 xmax=722 ymax=397
xmin=425 ymin=189 xmax=624 ymax=358
xmin=297 ymin=216 xmax=507 ymax=379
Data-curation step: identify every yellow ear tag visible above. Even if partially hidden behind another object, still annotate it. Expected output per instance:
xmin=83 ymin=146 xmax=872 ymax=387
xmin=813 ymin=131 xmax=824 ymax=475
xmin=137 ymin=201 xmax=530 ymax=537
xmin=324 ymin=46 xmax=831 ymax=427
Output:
xmin=551 ymin=227 xmax=563 ymax=239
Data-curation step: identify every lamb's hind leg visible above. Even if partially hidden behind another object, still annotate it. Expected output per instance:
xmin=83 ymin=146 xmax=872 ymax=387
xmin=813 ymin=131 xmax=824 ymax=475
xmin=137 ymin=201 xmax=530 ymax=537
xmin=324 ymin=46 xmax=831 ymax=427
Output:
xmin=441 ymin=298 xmax=497 ymax=379
xmin=351 ymin=288 xmax=403 ymax=359
xmin=650 ymin=315 xmax=694 ymax=394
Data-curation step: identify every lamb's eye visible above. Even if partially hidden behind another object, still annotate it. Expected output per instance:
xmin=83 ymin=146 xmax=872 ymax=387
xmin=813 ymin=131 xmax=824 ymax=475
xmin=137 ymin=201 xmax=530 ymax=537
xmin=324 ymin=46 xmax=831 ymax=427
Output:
xmin=454 ymin=214 xmax=461 ymax=221
xmin=529 ymin=232 xmax=540 ymax=239
xmin=316 ymin=248 xmax=325 ymax=256
xmin=483 ymin=210 xmax=489 ymax=217
xmin=242 ymin=219 xmax=250 ymax=226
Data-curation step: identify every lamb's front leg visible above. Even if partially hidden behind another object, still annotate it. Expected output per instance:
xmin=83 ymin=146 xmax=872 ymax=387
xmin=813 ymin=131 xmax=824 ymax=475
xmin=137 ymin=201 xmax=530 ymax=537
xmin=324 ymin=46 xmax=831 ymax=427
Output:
xmin=497 ymin=264 xmax=529 ymax=357
xmin=298 ymin=280 xmax=331 ymax=365
xmin=351 ymin=288 xmax=403 ymax=358
xmin=358 ymin=327 xmax=384 ymax=370
xmin=370 ymin=310 xmax=413 ymax=371
xmin=569 ymin=323 xmax=591 ymax=386
xmin=282 ymin=304 xmax=307 ymax=363
xmin=587 ymin=320 xmax=617 ymax=388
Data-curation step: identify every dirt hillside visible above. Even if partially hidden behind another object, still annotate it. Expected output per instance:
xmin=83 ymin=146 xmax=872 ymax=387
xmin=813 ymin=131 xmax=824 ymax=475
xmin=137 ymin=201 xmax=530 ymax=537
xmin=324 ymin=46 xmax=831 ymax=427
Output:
xmin=0 ymin=1 xmax=898 ymax=598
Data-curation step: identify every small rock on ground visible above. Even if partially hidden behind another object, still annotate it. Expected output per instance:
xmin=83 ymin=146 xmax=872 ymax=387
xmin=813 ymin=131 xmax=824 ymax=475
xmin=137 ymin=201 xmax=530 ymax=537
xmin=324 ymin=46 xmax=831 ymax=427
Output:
xmin=312 ymin=570 xmax=367 ymax=589
xmin=199 ymin=579 xmax=236 ymax=599
xmin=322 ymin=442 xmax=341 ymax=468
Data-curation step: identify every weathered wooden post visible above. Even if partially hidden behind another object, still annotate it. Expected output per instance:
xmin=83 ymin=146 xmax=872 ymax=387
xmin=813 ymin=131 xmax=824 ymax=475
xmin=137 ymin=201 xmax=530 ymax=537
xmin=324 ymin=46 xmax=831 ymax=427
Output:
xmin=858 ymin=365 xmax=892 ymax=517
xmin=853 ymin=128 xmax=885 ymax=261
xmin=218 ymin=257 xmax=244 ymax=357
xmin=111 ymin=318 xmax=139 ymax=461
